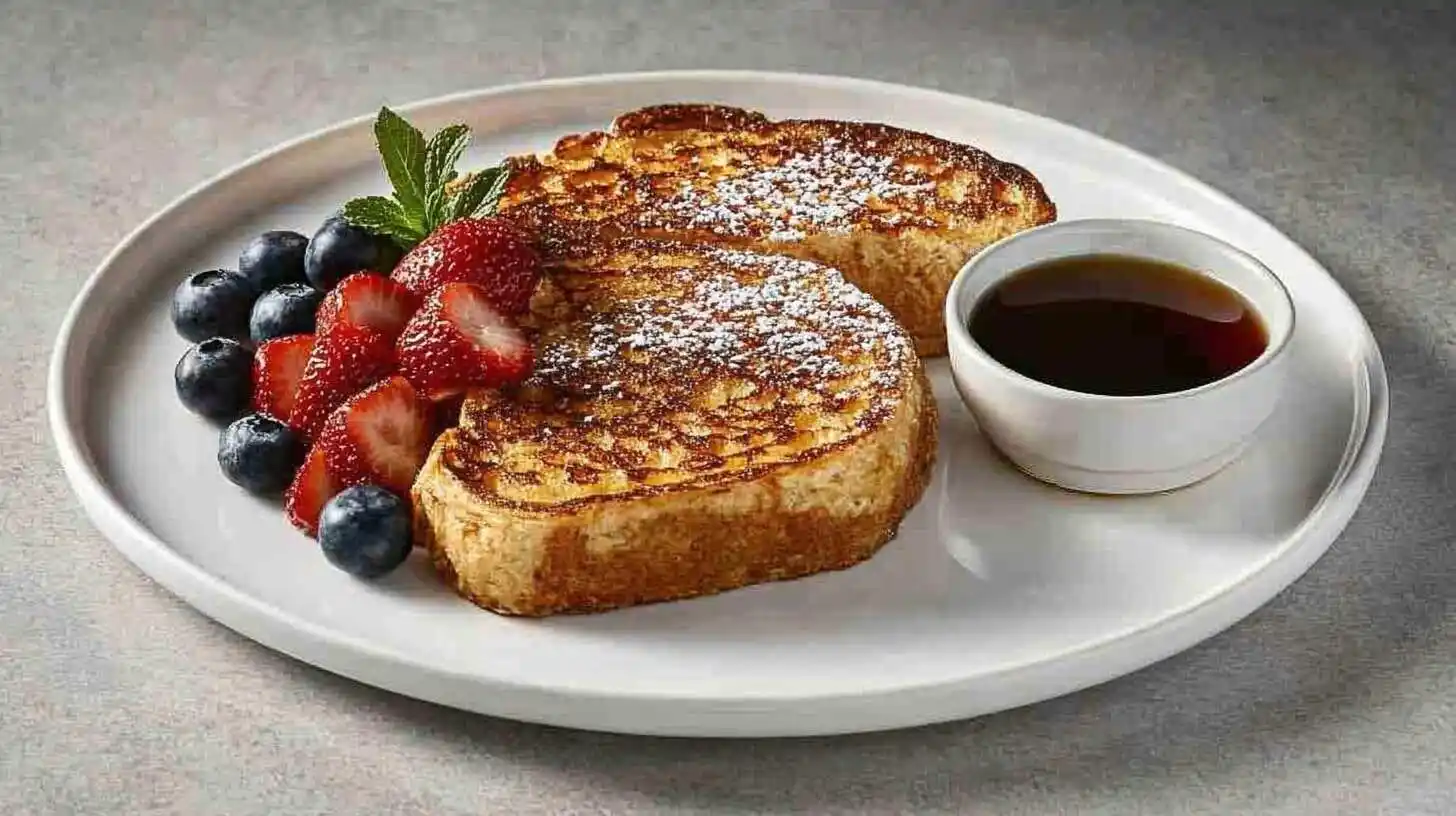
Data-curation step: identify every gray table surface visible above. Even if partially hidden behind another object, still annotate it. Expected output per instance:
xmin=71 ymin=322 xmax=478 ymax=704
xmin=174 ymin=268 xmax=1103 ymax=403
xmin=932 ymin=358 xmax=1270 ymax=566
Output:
xmin=4 ymin=0 xmax=1454 ymax=813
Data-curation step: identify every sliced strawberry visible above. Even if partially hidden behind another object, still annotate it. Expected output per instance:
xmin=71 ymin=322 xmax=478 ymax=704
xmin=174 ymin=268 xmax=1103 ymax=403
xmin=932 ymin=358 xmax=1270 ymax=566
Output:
xmin=389 ymin=217 xmax=540 ymax=314
xmin=396 ymin=282 xmax=535 ymax=401
xmin=316 ymin=376 xmax=433 ymax=497
xmin=285 ymin=445 xmax=340 ymax=537
xmin=314 ymin=272 xmax=420 ymax=340
xmin=250 ymin=334 xmax=314 ymax=420
xmin=287 ymin=323 xmax=397 ymax=444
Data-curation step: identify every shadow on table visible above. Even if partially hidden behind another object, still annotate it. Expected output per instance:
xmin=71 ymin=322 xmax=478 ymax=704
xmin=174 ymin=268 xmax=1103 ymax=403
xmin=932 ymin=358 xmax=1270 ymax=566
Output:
xmin=282 ymin=269 xmax=1453 ymax=810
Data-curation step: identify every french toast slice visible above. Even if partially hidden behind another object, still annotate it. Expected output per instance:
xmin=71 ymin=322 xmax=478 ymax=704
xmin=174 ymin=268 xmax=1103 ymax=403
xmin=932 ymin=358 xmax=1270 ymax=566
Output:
xmin=498 ymin=103 xmax=1057 ymax=356
xmin=411 ymin=237 xmax=936 ymax=616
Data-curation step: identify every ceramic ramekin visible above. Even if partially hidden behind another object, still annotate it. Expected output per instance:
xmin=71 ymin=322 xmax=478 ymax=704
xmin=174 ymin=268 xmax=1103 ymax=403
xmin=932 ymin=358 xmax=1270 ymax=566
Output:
xmin=944 ymin=218 xmax=1296 ymax=495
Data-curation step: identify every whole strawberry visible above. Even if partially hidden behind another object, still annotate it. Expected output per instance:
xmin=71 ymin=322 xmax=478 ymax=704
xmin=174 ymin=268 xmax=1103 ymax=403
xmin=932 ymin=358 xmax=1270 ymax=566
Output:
xmin=390 ymin=217 xmax=540 ymax=314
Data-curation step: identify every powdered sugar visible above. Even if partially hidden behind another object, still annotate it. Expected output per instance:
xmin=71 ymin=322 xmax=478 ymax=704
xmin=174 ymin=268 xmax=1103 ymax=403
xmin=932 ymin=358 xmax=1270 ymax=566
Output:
xmin=650 ymin=139 xmax=934 ymax=240
xmin=534 ymin=248 xmax=910 ymax=390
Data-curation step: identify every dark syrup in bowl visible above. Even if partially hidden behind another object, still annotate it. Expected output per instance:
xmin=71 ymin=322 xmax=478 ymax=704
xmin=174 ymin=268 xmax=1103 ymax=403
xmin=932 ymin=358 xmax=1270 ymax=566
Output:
xmin=968 ymin=254 xmax=1268 ymax=397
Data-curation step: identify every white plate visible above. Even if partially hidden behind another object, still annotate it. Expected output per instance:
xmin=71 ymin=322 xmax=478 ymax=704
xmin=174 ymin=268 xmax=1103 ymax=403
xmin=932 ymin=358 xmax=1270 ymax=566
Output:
xmin=48 ymin=71 xmax=1388 ymax=738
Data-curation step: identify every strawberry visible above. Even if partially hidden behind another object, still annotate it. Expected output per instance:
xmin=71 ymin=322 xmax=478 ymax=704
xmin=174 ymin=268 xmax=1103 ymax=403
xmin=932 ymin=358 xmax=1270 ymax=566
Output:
xmin=389 ymin=217 xmax=540 ymax=314
xmin=396 ymin=282 xmax=535 ymax=401
xmin=285 ymin=445 xmax=340 ymax=537
xmin=316 ymin=376 xmax=433 ymax=497
xmin=250 ymin=334 xmax=314 ymax=420
xmin=314 ymin=272 xmax=419 ymax=340
xmin=287 ymin=323 xmax=397 ymax=443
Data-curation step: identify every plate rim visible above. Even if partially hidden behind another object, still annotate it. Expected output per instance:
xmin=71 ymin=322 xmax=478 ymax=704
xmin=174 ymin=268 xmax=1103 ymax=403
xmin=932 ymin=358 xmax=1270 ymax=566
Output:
xmin=46 ymin=70 xmax=1391 ymax=736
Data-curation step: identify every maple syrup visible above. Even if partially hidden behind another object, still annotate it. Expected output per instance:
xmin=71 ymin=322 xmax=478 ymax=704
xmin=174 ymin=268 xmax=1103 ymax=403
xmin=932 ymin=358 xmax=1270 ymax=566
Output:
xmin=968 ymin=254 xmax=1268 ymax=397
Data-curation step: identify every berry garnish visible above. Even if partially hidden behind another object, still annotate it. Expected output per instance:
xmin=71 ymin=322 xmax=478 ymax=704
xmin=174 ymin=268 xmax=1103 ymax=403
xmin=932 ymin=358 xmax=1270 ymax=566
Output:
xmin=174 ymin=337 xmax=254 ymax=422
xmin=396 ymin=282 xmax=534 ymax=401
xmin=218 ymin=413 xmax=303 ymax=496
xmin=249 ymin=282 xmax=323 ymax=344
xmin=303 ymin=213 xmax=404 ymax=291
xmin=316 ymin=376 xmax=432 ymax=497
xmin=250 ymin=334 xmax=313 ymax=420
xmin=314 ymin=272 xmax=419 ymax=340
xmin=337 ymin=106 xmax=511 ymax=253
xmin=389 ymin=217 xmax=540 ymax=312
xmin=318 ymin=485 xmax=412 ymax=578
xmin=171 ymin=269 xmax=256 ymax=344
xmin=238 ymin=230 xmax=309 ymax=291
xmin=286 ymin=323 xmax=397 ymax=443
xmin=285 ymin=445 xmax=340 ymax=537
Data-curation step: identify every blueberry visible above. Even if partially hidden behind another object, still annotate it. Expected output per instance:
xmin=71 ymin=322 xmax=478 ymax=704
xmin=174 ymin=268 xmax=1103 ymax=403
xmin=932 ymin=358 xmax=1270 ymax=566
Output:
xmin=174 ymin=338 xmax=253 ymax=422
xmin=218 ymin=414 xmax=302 ymax=495
xmin=171 ymin=269 xmax=256 ymax=343
xmin=239 ymin=230 xmax=309 ymax=291
xmin=318 ymin=485 xmax=412 ymax=578
xmin=304 ymin=213 xmax=403 ymax=291
xmin=249 ymin=282 xmax=323 ymax=343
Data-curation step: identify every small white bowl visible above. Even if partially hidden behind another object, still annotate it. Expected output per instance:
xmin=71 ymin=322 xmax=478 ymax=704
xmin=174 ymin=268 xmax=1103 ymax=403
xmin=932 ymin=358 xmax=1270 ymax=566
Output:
xmin=944 ymin=218 xmax=1296 ymax=495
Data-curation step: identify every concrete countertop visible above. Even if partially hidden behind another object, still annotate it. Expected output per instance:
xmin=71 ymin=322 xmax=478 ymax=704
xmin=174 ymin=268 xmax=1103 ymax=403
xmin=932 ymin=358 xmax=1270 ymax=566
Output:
xmin=4 ymin=1 xmax=1454 ymax=813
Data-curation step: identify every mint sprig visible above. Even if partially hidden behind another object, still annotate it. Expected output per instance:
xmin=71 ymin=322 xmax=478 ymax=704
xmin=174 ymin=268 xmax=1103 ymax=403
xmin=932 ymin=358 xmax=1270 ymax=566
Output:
xmin=341 ymin=106 xmax=512 ymax=250
xmin=423 ymin=124 xmax=469 ymax=225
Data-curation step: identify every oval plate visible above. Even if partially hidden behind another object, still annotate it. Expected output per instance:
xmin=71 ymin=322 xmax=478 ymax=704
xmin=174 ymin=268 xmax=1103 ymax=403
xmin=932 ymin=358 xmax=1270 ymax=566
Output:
xmin=48 ymin=71 xmax=1388 ymax=737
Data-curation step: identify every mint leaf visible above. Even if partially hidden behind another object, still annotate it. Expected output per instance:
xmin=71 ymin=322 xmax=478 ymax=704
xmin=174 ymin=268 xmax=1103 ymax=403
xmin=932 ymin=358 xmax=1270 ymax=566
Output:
xmin=472 ymin=165 xmax=511 ymax=217
xmin=425 ymin=125 xmax=470 ymax=190
xmin=373 ymin=107 xmax=428 ymax=228
xmin=445 ymin=168 xmax=497 ymax=221
xmin=341 ymin=196 xmax=426 ymax=248
xmin=447 ymin=166 xmax=510 ymax=221
xmin=424 ymin=124 xmax=471 ymax=226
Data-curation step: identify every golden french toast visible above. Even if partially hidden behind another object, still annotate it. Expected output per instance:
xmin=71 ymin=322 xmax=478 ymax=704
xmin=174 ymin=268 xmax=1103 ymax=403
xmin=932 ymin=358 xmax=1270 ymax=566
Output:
xmin=412 ymin=236 xmax=936 ymax=616
xmin=411 ymin=104 xmax=1055 ymax=616
xmin=498 ymin=103 xmax=1057 ymax=356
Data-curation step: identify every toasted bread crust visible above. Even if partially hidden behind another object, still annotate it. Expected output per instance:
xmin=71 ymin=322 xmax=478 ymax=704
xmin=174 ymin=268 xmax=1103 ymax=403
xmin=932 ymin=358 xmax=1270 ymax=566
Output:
xmin=612 ymin=102 xmax=771 ymax=135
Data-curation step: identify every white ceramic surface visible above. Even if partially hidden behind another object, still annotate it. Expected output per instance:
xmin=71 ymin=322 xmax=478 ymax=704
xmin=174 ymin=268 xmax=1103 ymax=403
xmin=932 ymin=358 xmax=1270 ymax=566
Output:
xmin=945 ymin=218 xmax=1296 ymax=494
xmin=47 ymin=71 xmax=1387 ymax=738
